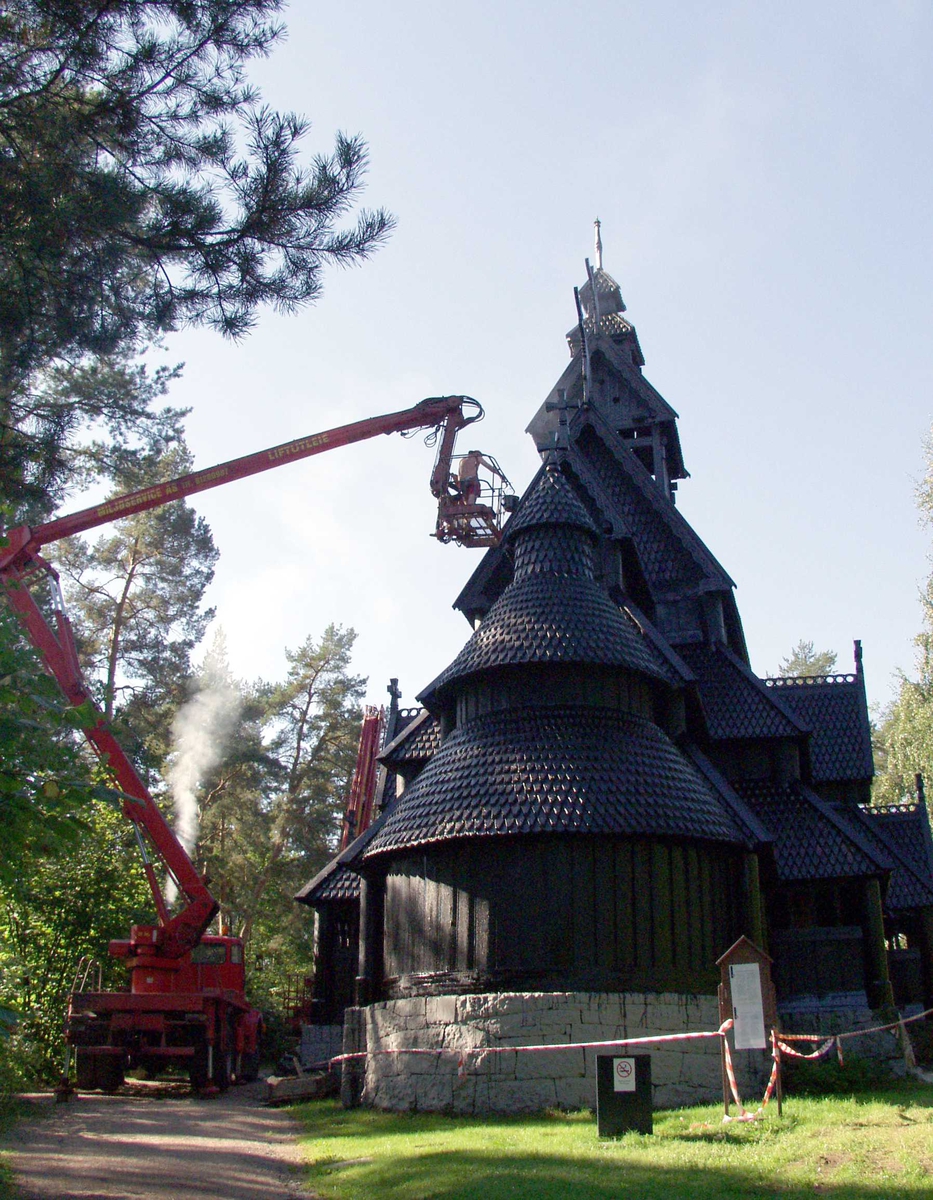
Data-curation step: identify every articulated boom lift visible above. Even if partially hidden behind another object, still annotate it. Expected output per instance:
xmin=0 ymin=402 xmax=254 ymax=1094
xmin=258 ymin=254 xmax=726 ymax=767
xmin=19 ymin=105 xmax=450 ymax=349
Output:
xmin=0 ymin=395 xmax=511 ymax=1094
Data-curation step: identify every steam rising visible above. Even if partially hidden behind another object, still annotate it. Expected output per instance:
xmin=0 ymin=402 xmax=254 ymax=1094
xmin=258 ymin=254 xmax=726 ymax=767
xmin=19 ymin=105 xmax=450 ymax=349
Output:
xmin=165 ymin=644 xmax=241 ymax=905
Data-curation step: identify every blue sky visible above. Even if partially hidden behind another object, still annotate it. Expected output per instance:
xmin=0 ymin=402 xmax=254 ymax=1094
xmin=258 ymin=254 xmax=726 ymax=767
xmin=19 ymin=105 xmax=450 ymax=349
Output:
xmin=153 ymin=0 xmax=933 ymax=712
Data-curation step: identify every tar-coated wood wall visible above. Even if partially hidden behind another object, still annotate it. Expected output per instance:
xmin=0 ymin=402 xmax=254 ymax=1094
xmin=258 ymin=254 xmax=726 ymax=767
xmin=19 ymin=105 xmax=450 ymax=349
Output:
xmin=382 ymin=835 xmax=747 ymax=997
xmin=455 ymin=665 xmax=653 ymax=728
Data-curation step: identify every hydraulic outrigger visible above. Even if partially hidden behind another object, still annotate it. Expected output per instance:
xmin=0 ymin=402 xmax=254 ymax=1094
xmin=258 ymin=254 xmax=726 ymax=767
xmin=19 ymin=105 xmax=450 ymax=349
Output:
xmin=0 ymin=394 xmax=512 ymax=1095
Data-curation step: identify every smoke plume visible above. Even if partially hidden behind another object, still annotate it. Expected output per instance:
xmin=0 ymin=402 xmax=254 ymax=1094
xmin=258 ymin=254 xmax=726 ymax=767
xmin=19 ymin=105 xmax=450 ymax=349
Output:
xmin=165 ymin=654 xmax=241 ymax=905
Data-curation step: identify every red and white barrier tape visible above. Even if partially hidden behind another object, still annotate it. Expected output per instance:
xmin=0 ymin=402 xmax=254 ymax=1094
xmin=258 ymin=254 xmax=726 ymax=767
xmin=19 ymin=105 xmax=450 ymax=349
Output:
xmin=330 ymin=1022 xmax=731 ymax=1068
xmin=776 ymin=1037 xmax=836 ymax=1061
xmin=779 ymin=1004 xmax=933 ymax=1044
xmin=328 ymin=1002 xmax=933 ymax=1120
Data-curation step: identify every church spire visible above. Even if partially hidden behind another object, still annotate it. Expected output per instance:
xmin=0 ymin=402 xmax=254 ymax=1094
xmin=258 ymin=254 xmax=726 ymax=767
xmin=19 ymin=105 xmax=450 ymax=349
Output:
xmin=527 ymin=226 xmax=689 ymax=502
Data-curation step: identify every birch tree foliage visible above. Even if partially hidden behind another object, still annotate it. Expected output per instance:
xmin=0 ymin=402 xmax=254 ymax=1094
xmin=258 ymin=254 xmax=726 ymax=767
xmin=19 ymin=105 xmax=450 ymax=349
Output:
xmin=874 ymin=435 xmax=933 ymax=809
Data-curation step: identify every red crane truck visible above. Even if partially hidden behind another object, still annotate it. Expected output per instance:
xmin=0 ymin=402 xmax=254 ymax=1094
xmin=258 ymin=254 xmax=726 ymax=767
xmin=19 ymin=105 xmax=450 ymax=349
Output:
xmin=0 ymin=395 xmax=512 ymax=1094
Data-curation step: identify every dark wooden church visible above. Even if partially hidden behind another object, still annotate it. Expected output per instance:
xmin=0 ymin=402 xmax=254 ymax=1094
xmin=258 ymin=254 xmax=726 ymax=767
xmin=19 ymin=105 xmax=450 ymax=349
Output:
xmin=297 ymin=231 xmax=933 ymax=1110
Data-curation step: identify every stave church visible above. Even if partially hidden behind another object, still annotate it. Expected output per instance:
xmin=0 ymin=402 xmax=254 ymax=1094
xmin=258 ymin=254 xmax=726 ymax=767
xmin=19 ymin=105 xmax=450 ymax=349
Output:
xmin=297 ymin=228 xmax=933 ymax=1112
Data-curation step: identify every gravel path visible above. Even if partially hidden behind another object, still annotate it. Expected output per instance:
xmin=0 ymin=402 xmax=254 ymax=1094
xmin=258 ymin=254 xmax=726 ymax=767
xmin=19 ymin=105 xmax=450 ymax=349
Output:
xmin=0 ymin=1081 xmax=313 ymax=1200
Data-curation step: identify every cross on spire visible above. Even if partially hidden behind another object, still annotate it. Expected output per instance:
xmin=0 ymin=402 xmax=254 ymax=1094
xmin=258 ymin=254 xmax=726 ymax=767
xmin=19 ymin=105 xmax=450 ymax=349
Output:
xmin=594 ymin=217 xmax=603 ymax=269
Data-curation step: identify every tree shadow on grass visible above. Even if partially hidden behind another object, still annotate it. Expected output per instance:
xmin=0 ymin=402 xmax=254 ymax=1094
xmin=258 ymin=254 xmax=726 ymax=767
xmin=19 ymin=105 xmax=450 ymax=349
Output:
xmin=307 ymin=1146 xmax=933 ymax=1200
xmin=299 ymin=1096 xmax=933 ymax=1199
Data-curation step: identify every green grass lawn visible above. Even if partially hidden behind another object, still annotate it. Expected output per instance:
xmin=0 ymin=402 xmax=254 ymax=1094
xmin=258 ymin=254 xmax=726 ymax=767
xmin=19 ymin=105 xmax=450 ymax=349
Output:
xmin=294 ymin=1086 xmax=933 ymax=1199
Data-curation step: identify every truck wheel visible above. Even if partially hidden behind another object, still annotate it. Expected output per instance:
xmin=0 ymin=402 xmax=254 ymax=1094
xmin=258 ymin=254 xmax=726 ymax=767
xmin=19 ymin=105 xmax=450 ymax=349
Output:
xmin=214 ymin=1047 xmax=231 ymax=1092
xmin=188 ymin=1041 xmax=209 ymax=1091
xmin=75 ymin=1049 xmax=97 ymax=1090
xmin=97 ymin=1055 xmax=125 ymax=1093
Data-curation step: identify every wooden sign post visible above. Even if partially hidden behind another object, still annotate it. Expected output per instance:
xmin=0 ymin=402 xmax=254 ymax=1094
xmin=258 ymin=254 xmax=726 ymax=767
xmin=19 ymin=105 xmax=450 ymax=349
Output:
xmin=716 ymin=936 xmax=780 ymax=1117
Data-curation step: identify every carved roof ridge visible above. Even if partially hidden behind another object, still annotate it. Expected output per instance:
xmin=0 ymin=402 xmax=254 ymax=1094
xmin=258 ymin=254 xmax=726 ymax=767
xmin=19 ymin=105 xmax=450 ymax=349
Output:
xmin=849 ymin=803 xmax=933 ymax=908
xmin=765 ymin=673 xmax=858 ymax=688
xmin=378 ymin=707 xmax=433 ymax=760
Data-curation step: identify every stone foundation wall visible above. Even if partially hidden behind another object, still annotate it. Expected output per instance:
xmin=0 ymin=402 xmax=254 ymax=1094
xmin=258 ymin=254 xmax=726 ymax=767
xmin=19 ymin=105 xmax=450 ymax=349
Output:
xmin=777 ymin=1001 xmax=904 ymax=1068
xmin=345 ymin=991 xmax=772 ymax=1114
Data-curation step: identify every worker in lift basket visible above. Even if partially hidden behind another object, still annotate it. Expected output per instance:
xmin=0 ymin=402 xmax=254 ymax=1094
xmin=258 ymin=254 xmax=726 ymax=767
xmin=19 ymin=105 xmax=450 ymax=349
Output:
xmin=457 ymin=450 xmax=503 ymax=505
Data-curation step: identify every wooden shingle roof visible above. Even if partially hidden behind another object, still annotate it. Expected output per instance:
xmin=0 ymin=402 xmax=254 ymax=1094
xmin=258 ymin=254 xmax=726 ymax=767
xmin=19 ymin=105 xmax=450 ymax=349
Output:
xmin=422 ymin=571 xmax=681 ymax=701
xmin=854 ymin=803 xmax=933 ymax=910
xmin=568 ymin=418 xmax=734 ymax=597
xmin=763 ymin=675 xmax=874 ymax=783
xmin=379 ymin=708 xmax=440 ymax=767
xmin=295 ymin=859 xmax=361 ymax=906
xmin=362 ymin=706 xmax=757 ymax=859
xmin=677 ymin=642 xmax=808 ymax=741
xmin=734 ymin=781 xmax=889 ymax=882
xmin=421 ymin=467 xmax=683 ymax=703
xmin=504 ymin=462 xmax=598 ymax=539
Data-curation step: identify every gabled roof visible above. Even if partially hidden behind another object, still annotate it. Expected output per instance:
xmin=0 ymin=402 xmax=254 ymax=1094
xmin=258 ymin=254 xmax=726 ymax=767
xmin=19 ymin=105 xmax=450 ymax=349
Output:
xmin=295 ymin=859 xmax=361 ymax=906
xmin=873 ymin=802 xmax=933 ymax=878
xmin=677 ymin=641 xmax=809 ymax=741
xmin=681 ymin=744 xmax=773 ymax=848
xmin=373 ymin=705 xmax=425 ymax=811
xmin=763 ymin=674 xmax=874 ymax=783
xmin=379 ymin=708 xmax=440 ymax=767
xmin=853 ymin=803 xmax=933 ymax=910
xmin=296 ymin=810 xmax=390 ymax=903
xmin=454 ymin=413 xmax=737 ymax=633
xmin=567 ymin=415 xmax=734 ymax=598
xmin=734 ymin=781 xmax=889 ymax=882
xmin=527 ymin=343 xmax=688 ymax=482
xmin=361 ymin=706 xmax=758 ymax=859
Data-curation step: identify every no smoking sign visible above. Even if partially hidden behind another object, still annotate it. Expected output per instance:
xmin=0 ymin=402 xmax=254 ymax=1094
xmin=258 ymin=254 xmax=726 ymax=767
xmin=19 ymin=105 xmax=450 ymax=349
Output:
xmin=597 ymin=1054 xmax=652 ymax=1135
xmin=613 ymin=1057 xmax=636 ymax=1093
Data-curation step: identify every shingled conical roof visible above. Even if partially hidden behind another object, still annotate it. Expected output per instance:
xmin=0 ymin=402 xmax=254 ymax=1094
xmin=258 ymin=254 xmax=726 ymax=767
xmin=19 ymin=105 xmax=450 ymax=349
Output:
xmin=505 ymin=461 xmax=598 ymax=540
xmin=419 ymin=465 xmax=680 ymax=704
xmin=362 ymin=706 xmax=753 ymax=858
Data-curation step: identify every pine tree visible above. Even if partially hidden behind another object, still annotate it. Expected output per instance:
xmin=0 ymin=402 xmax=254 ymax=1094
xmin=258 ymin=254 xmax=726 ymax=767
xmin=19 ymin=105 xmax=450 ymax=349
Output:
xmin=777 ymin=639 xmax=838 ymax=678
xmin=54 ymin=439 xmax=218 ymax=724
xmin=0 ymin=1 xmax=393 ymax=513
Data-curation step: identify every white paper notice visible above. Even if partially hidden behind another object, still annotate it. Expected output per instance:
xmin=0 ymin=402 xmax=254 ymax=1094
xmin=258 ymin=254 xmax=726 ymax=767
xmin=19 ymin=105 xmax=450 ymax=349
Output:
xmin=730 ymin=962 xmax=767 ymax=1050
xmin=613 ymin=1057 xmax=636 ymax=1092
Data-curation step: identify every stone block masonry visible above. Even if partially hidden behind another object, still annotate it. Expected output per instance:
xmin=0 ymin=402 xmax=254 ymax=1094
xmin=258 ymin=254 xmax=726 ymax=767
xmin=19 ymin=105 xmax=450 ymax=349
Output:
xmin=346 ymin=991 xmax=773 ymax=1115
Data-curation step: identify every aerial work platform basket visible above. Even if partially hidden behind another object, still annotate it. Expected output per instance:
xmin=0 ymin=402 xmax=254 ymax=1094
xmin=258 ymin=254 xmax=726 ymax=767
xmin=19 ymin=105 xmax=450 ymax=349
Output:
xmin=434 ymin=452 xmax=516 ymax=548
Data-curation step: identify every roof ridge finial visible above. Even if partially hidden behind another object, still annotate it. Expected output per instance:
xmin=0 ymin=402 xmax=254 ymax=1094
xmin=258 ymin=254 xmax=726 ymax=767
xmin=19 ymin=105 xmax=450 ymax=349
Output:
xmin=594 ymin=217 xmax=603 ymax=269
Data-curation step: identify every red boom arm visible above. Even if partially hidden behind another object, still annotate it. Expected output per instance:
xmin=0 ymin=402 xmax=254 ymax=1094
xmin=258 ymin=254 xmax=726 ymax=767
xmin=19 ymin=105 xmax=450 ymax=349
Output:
xmin=0 ymin=395 xmax=481 ymax=958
